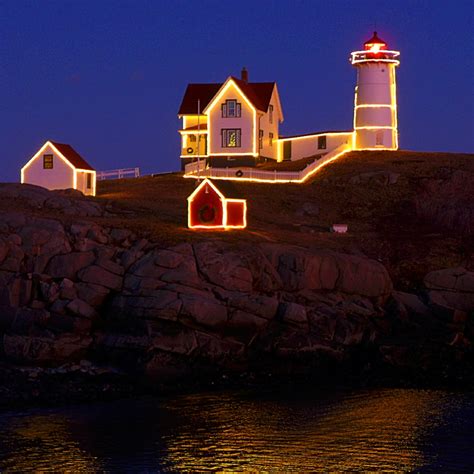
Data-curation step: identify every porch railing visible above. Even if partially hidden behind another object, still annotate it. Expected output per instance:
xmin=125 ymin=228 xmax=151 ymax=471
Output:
xmin=183 ymin=144 xmax=351 ymax=183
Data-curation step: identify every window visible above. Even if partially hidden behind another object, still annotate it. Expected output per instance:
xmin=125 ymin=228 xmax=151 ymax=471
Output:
xmin=221 ymin=129 xmax=241 ymax=147
xmin=86 ymin=173 xmax=92 ymax=190
xmin=221 ymin=99 xmax=241 ymax=118
xmin=376 ymin=130 xmax=384 ymax=146
xmin=43 ymin=154 xmax=53 ymax=169
xmin=318 ymin=136 xmax=327 ymax=150
xmin=189 ymin=134 xmax=196 ymax=142
xmin=259 ymin=130 xmax=264 ymax=149
xmin=269 ymin=105 xmax=274 ymax=124
xmin=269 ymin=132 xmax=274 ymax=147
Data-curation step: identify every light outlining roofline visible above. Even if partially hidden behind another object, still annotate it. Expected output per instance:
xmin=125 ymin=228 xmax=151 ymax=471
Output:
xmin=276 ymin=131 xmax=353 ymax=162
xmin=187 ymin=178 xmax=247 ymax=230
xmin=180 ymin=154 xmax=208 ymax=159
xmin=187 ymin=178 xmax=226 ymax=202
xmin=182 ymin=115 xmax=207 ymax=128
xmin=356 ymin=147 xmax=398 ymax=151
xmin=204 ymin=78 xmax=258 ymax=157
xmin=179 ymin=131 xmax=208 ymax=135
xmin=21 ymin=140 xmax=76 ymax=183
xmin=354 ymin=126 xmax=396 ymax=130
xmin=276 ymin=131 xmax=353 ymax=143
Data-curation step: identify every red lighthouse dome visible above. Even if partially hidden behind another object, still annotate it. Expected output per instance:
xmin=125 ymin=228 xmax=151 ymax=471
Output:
xmin=364 ymin=31 xmax=388 ymax=53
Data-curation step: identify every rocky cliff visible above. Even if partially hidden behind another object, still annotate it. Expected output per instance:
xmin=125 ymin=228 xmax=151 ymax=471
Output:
xmin=0 ymin=183 xmax=473 ymax=406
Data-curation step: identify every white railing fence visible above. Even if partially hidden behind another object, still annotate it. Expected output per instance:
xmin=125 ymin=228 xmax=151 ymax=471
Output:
xmin=183 ymin=144 xmax=351 ymax=183
xmin=97 ymin=167 xmax=140 ymax=181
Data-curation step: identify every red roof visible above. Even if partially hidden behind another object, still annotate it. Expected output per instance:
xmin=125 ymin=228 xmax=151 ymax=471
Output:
xmin=178 ymin=78 xmax=275 ymax=114
xmin=50 ymin=141 xmax=95 ymax=171
xmin=364 ymin=31 xmax=387 ymax=49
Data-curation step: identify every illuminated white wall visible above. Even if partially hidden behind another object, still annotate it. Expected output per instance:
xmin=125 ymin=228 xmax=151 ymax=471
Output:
xmin=76 ymin=171 xmax=96 ymax=196
xmin=258 ymin=88 xmax=281 ymax=160
xmin=278 ymin=133 xmax=353 ymax=161
xmin=353 ymin=62 xmax=398 ymax=149
xmin=22 ymin=144 xmax=75 ymax=191
xmin=207 ymin=81 xmax=256 ymax=156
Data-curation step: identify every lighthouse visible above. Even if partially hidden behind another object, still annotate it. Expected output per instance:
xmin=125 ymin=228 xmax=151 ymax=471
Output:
xmin=351 ymin=32 xmax=400 ymax=150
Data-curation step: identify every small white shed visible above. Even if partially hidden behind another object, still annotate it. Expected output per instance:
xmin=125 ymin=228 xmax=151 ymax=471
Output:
xmin=21 ymin=140 xmax=96 ymax=196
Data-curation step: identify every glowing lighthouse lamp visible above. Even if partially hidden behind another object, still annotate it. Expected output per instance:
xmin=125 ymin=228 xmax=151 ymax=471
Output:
xmin=351 ymin=32 xmax=400 ymax=150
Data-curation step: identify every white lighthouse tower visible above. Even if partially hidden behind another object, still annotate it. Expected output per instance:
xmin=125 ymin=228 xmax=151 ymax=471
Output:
xmin=351 ymin=32 xmax=400 ymax=150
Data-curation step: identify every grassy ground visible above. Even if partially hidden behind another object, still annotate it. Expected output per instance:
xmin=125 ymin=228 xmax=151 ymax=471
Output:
xmin=95 ymin=150 xmax=473 ymax=289
xmin=2 ymin=150 xmax=471 ymax=289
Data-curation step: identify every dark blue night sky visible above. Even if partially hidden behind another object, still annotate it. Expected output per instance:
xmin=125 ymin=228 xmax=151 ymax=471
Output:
xmin=1 ymin=0 xmax=473 ymax=181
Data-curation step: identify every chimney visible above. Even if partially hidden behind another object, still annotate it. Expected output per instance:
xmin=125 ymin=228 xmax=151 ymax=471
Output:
xmin=241 ymin=67 xmax=248 ymax=83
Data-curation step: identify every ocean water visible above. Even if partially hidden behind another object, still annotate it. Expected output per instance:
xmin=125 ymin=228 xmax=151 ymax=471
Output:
xmin=0 ymin=387 xmax=473 ymax=472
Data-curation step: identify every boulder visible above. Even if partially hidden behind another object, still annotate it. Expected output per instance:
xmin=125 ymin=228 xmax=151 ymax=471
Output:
xmin=3 ymin=334 xmax=92 ymax=364
xmin=66 ymin=298 xmax=97 ymax=319
xmin=278 ymin=302 xmax=308 ymax=326
xmin=110 ymin=228 xmax=133 ymax=244
xmin=193 ymin=242 xmax=254 ymax=292
xmin=180 ymin=294 xmax=228 ymax=329
xmin=151 ymin=329 xmax=198 ymax=355
xmin=0 ymin=239 xmax=8 ymax=264
xmin=392 ymin=291 xmax=430 ymax=315
xmin=46 ymin=252 xmax=95 ymax=279
xmin=226 ymin=292 xmax=279 ymax=320
xmin=77 ymin=265 xmax=123 ymax=291
xmin=262 ymin=244 xmax=392 ymax=298
xmin=415 ymin=170 xmax=474 ymax=236
xmin=75 ymin=282 xmax=110 ymax=307
xmin=0 ymin=184 xmax=50 ymax=208
xmin=424 ymin=268 xmax=474 ymax=312
xmin=11 ymin=308 xmax=50 ymax=335
xmin=111 ymin=290 xmax=181 ymax=321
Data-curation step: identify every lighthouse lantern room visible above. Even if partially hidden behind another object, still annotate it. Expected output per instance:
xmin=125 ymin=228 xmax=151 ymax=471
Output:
xmin=351 ymin=32 xmax=400 ymax=150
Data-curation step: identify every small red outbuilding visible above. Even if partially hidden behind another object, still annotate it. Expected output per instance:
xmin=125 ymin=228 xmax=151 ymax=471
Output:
xmin=187 ymin=178 xmax=247 ymax=229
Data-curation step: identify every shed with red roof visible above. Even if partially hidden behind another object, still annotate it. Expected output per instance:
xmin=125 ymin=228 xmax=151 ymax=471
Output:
xmin=21 ymin=140 xmax=96 ymax=196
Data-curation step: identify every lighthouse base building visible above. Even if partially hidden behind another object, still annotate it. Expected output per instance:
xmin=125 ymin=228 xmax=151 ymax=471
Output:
xmin=179 ymin=31 xmax=400 ymax=181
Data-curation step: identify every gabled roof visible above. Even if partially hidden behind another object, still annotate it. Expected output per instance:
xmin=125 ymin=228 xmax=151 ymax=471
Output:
xmin=188 ymin=178 xmax=244 ymax=201
xmin=228 ymin=77 xmax=275 ymax=112
xmin=178 ymin=84 xmax=222 ymax=115
xmin=49 ymin=141 xmax=94 ymax=171
xmin=178 ymin=78 xmax=276 ymax=115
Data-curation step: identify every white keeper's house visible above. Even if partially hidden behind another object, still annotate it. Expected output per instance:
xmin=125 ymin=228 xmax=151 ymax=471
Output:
xmin=179 ymin=32 xmax=400 ymax=182
xmin=21 ymin=140 xmax=96 ymax=196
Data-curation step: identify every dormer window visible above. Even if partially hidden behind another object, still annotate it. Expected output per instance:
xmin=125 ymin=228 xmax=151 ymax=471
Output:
xmin=221 ymin=100 xmax=241 ymax=118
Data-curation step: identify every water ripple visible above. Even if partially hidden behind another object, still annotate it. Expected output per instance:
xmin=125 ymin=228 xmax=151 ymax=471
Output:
xmin=0 ymin=388 xmax=473 ymax=472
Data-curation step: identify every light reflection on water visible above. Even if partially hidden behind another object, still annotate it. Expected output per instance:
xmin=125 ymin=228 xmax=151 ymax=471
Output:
xmin=0 ymin=387 xmax=472 ymax=472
